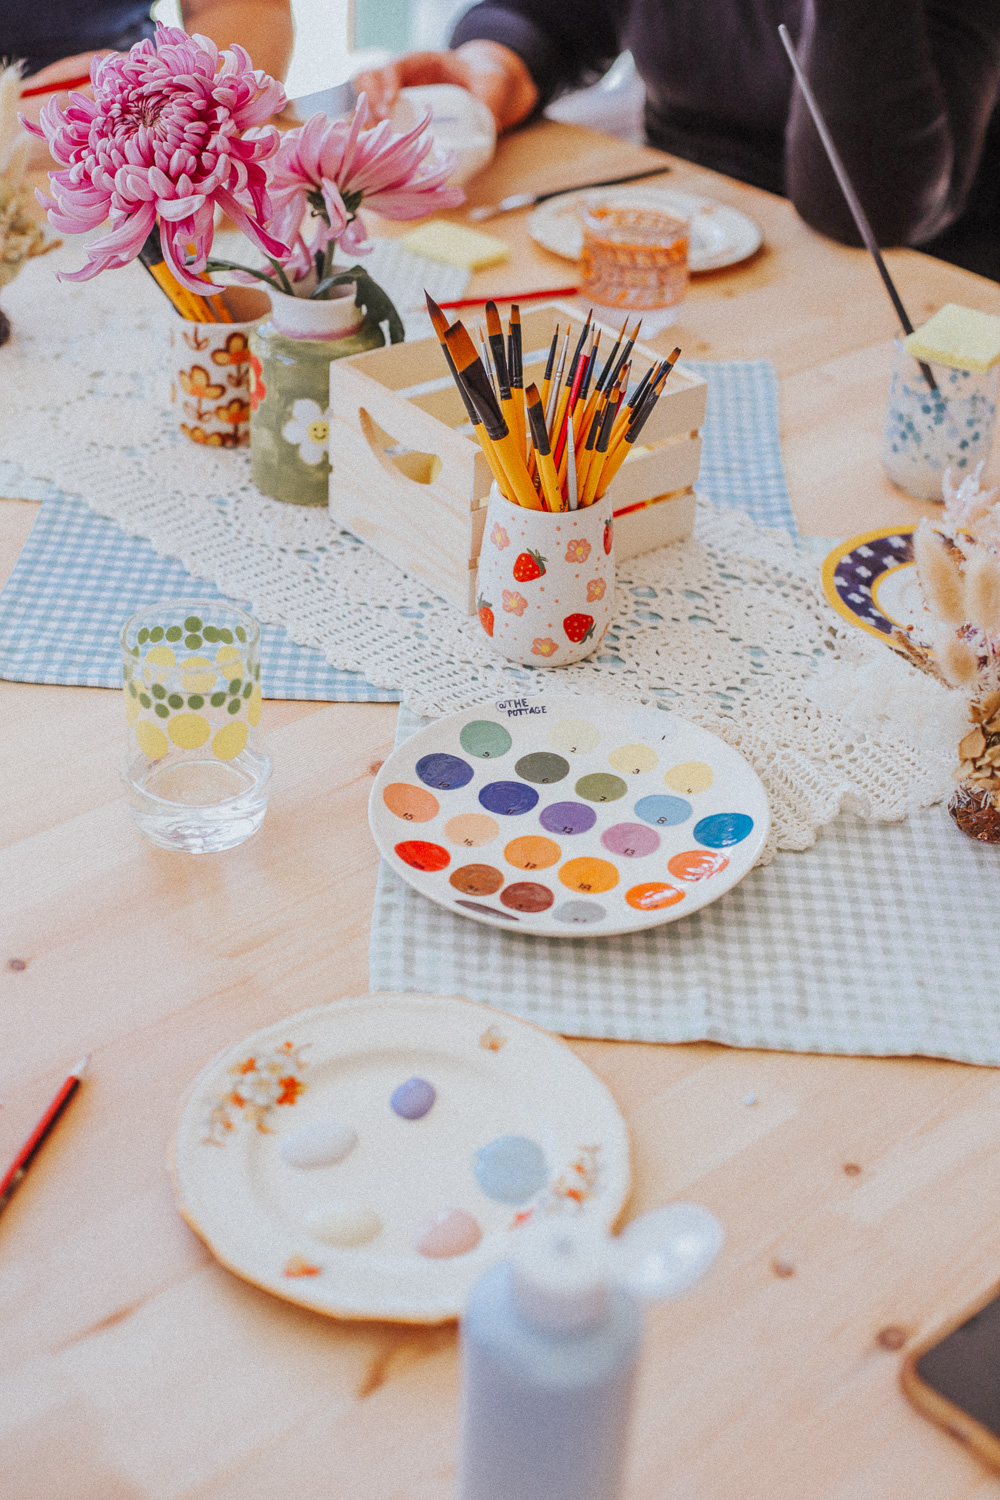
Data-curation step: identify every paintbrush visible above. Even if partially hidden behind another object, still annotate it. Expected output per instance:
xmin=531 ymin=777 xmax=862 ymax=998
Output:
xmin=525 ymin=382 xmax=562 ymax=512
xmin=444 ymin=322 xmax=543 ymax=511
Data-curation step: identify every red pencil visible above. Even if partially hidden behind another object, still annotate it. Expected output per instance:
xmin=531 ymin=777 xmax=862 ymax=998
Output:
xmin=20 ymin=74 xmax=93 ymax=98
xmin=432 ymin=287 xmax=580 ymax=311
xmin=0 ymin=1057 xmax=89 ymax=1217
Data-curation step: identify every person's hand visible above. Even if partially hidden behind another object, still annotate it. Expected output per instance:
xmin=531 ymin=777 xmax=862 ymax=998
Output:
xmin=355 ymin=40 xmax=538 ymax=133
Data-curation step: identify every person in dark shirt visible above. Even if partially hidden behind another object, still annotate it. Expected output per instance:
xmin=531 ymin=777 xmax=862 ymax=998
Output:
xmin=356 ymin=0 xmax=1000 ymax=281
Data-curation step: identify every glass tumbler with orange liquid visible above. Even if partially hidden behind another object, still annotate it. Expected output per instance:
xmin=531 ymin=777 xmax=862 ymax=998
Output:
xmin=579 ymin=203 xmax=689 ymax=317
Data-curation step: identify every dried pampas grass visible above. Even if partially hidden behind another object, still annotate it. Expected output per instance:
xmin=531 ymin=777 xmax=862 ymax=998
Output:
xmin=913 ymin=522 xmax=965 ymax=625
xmin=937 ymin=632 xmax=980 ymax=688
xmin=964 ymin=546 xmax=1000 ymax=638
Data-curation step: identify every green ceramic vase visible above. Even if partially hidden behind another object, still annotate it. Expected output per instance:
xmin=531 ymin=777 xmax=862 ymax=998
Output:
xmin=249 ymin=284 xmax=384 ymax=506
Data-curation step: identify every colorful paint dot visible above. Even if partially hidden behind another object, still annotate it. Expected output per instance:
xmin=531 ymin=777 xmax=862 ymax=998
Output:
xmin=227 ymin=698 xmax=243 ymax=714
xmin=395 ymin=840 xmax=450 ymax=873
xmin=219 ymin=629 xmax=234 ymax=644
xmin=548 ymin=717 xmax=600 ymax=754
xmin=514 ymin=752 xmax=570 ymax=785
xmin=281 ymin=1120 xmax=358 ymax=1168
xmin=212 ymin=720 xmax=248 ymax=760
xmin=450 ymin=864 xmax=505 ymax=896
xmin=664 ymin=761 xmax=714 ymax=795
xmin=210 ymin=691 xmax=226 ymax=707
xmin=165 ymin=625 xmax=182 ymax=642
xmin=151 ymin=683 xmax=167 ymax=700
xmin=608 ymin=743 xmax=658 ymax=775
xmin=391 ymin=1077 xmax=436 ymax=1119
xmin=625 ymin=881 xmax=685 ymax=911
xmin=416 ymin=752 xmax=474 ymax=791
xmin=553 ymin=900 xmax=607 ymax=925
xmin=167 ymin=694 xmax=183 ymax=710
xmin=184 ymin=616 xmax=203 ymax=632
xmin=558 ymin=857 xmax=620 ymax=894
xmin=460 ymin=720 xmax=513 ymax=759
xmin=474 ymin=1135 xmax=548 ymax=1204
xmin=479 ymin=781 xmax=540 ymax=817
xmin=203 ymin=626 xmax=220 ymax=642
xmin=539 ymin=801 xmax=597 ymax=836
xmin=306 ymin=1204 xmax=381 ymax=1247
xmin=383 ymin=782 xmax=440 ymax=823
xmin=694 ymin=813 xmax=754 ymax=848
xmin=154 ymin=703 xmax=170 ymax=718
xmin=444 ymin=812 xmax=500 ymax=847
xmin=416 ymin=1209 xmax=482 ymax=1258
xmin=149 ymin=626 xmax=164 ymax=643
xmin=185 ymin=634 xmax=202 ymax=650
xmin=500 ymin=881 xmax=554 ymax=912
xmin=634 ymin=794 xmax=691 ymax=827
xmin=575 ymin=772 xmax=627 ymax=804
xmin=600 ymin=822 xmax=660 ymax=858
xmin=504 ymin=835 xmax=562 ymax=871
xmin=235 ymin=626 xmax=247 ymax=643
xmin=168 ymin=713 xmax=211 ymax=750
xmin=135 ymin=721 xmax=168 ymax=761
xmin=667 ymin=850 xmax=730 ymax=882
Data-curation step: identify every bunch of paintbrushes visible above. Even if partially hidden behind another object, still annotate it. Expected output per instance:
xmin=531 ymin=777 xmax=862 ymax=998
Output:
xmin=425 ymin=293 xmax=680 ymax=512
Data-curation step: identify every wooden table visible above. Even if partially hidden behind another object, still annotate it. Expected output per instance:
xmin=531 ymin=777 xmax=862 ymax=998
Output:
xmin=4 ymin=121 xmax=1000 ymax=1500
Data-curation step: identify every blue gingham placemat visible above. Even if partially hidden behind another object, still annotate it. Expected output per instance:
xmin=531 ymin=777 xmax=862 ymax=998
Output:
xmin=683 ymin=360 xmax=793 ymax=532
xmin=0 ymin=480 xmax=398 ymax=701
xmin=369 ymin=709 xmax=1000 ymax=1064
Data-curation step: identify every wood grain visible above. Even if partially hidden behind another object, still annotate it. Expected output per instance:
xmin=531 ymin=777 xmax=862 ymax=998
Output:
xmin=4 ymin=119 xmax=1000 ymax=1499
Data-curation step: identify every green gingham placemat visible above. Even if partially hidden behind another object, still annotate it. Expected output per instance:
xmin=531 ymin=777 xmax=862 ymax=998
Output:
xmin=370 ymin=708 xmax=1000 ymax=1064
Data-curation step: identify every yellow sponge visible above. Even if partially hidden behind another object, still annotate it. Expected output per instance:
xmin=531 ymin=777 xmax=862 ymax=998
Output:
xmin=400 ymin=220 xmax=509 ymax=271
xmin=904 ymin=303 xmax=1000 ymax=373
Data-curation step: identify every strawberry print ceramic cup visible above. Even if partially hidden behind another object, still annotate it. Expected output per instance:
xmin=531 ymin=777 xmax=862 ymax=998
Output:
xmin=476 ymin=484 xmax=615 ymax=666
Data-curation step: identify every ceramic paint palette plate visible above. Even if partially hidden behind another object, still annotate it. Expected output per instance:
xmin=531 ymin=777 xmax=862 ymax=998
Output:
xmin=172 ymin=994 xmax=630 ymax=1323
xmin=370 ymin=694 xmax=770 ymax=937
xmin=528 ymin=187 xmax=763 ymax=272
xmin=821 ymin=527 xmax=931 ymax=646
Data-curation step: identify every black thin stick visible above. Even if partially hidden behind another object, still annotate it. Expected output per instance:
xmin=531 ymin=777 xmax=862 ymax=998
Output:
xmin=778 ymin=23 xmax=937 ymax=393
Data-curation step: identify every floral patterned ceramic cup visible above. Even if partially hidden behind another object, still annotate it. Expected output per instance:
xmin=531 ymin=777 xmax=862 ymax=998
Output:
xmin=121 ymin=601 xmax=271 ymax=852
xmin=476 ymin=484 xmax=615 ymax=666
xmin=169 ymin=287 xmax=270 ymax=449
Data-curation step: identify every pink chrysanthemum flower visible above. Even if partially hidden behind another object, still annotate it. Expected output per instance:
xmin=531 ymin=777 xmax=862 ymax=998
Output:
xmin=269 ymin=92 xmax=463 ymax=275
xmin=26 ymin=25 xmax=288 ymax=293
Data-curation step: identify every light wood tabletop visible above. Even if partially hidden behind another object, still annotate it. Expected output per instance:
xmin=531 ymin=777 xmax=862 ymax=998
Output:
xmin=3 ymin=119 xmax=1000 ymax=1500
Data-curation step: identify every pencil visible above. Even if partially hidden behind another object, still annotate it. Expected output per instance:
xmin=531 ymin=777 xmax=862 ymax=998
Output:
xmin=138 ymin=226 xmax=231 ymax=323
xmin=445 ymin=322 xmax=543 ymax=511
xmin=0 ymin=1057 xmax=89 ymax=1218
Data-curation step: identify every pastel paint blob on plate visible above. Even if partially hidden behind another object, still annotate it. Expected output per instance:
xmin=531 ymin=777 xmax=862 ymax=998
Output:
xmin=608 ymin=744 xmax=658 ymax=775
xmin=307 ymin=1204 xmax=382 ymax=1247
xmin=280 ymin=1120 xmax=358 ymax=1168
xmin=548 ymin=717 xmax=600 ymax=754
xmin=694 ymin=812 xmax=754 ymax=848
xmin=575 ymin=773 xmax=627 ymax=804
xmin=383 ymin=783 xmax=440 ymax=823
xmin=460 ymin=720 xmax=513 ymax=759
xmin=444 ymin=812 xmax=499 ymax=847
xmin=668 ymin=850 xmax=730 ymax=882
xmin=395 ymin=840 xmax=450 ymax=873
xmin=501 ymin=881 xmax=554 ymax=912
xmin=416 ymin=1208 xmax=483 ymax=1258
xmin=369 ymin=693 xmax=769 ymax=938
xmin=601 ymin=822 xmax=660 ymax=858
xmin=416 ymin=752 xmax=474 ymax=791
xmin=479 ymin=781 xmax=540 ymax=817
xmin=450 ymin=864 xmax=505 ymax=896
xmin=539 ymin=800 xmax=597 ymax=836
xmin=391 ymin=1077 xmax=436 ymax=1119
xmin=474 ymin=1135 xmax=548 ymax=1204
xmin=505 ymin=835 xmax=562 ymax=870
xmin=664 ymin=761 xmax=714 ymax=795
xmin=514 ymin=752 xmax=570 ymax=785
xmin=634 ymin=794 xmax=691 ymax=828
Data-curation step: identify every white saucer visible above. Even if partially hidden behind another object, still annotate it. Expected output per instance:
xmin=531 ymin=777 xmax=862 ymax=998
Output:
xmin=528 ymin=187 xmax=763 ymax=273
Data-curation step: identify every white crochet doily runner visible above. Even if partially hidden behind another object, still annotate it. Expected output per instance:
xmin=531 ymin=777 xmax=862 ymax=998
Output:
xmin=0 ymin=239 xmax=964 ymax=862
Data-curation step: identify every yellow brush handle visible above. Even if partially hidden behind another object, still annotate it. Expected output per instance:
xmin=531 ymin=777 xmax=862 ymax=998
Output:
xmin=494 ymin=427 xmax=544 ymax=510
xmin=534 ymin=448 xmax=562 ymax=512
xmin=594 ymin=437 xmax=632 ymax=499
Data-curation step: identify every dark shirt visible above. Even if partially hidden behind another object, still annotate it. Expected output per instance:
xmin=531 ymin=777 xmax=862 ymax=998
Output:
xmin=452 ymin=0 xmax=1000 ymax=280
xmin=0 ymin=1 xmax=154 ymax=74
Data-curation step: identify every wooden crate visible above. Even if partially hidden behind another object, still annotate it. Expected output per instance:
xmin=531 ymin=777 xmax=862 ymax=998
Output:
xmin=328 ymin=302 xmax=706 ymax=613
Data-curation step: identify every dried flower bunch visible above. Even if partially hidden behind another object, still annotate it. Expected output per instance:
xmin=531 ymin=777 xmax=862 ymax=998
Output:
xmin=0 ymin=66 xmax=57 ymax=310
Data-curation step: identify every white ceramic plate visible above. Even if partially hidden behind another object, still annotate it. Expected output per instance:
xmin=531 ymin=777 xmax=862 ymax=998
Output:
xmin=369 ymin=693 xmax=770 ymax=938
xmin=528 ymin=187 xmax=763 ymax=272
xmin=172 ymin=993 xmax=630 ymax=1323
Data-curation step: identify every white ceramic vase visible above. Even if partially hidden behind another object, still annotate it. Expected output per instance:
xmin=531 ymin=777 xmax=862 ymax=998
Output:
xmin=476 ymin=484 xmax=615 ymax=666
xmin=265 ymin=277 xmax=362 ymax=340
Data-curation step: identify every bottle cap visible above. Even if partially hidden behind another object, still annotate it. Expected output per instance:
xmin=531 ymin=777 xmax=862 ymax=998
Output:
xmin=512 ymin=1220 xmax=611 ymax=1334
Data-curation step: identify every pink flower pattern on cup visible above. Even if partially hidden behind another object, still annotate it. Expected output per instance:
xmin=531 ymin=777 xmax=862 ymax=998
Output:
xmin=491 ymin=523 xmax=510 ymax=550
xmin=587 ymin=577 xmax=607 ymax=601
xmin=532 ymin=637 xmax=559 ymax=657
xmin=565 ymin=538 xmax=591 ymax=563
xmin=502 ymin=590 xmax=528 ymax=616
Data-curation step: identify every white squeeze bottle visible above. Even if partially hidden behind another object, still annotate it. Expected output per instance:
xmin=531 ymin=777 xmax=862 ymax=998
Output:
xmin=456 ymin=1205 xmax=723 ymax=1500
